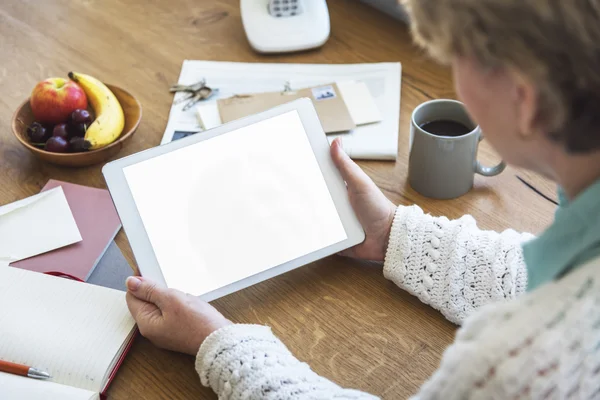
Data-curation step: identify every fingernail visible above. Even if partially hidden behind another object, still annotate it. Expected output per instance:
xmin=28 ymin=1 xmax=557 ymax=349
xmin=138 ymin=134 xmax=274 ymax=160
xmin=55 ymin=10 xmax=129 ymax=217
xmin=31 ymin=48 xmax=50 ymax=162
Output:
xmin=126 ymin=276 xmax=141 ymax=291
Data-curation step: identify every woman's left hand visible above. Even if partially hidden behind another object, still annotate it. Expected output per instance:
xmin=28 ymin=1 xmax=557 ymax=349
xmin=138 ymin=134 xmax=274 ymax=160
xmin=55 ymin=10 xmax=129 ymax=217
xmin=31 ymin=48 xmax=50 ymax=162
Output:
xmin=330 ymin=138 xmax=396 ymax=261
xmin=125 ymin=276 xmax=232 ymax=355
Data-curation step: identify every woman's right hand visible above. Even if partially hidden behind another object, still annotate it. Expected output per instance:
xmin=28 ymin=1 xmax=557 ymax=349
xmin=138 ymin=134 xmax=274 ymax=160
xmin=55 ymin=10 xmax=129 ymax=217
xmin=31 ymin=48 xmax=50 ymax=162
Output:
xmin=126 ymin=276 xmax=232 ymax=356
xmin=330 ymin=138 xmax=397 ymax=262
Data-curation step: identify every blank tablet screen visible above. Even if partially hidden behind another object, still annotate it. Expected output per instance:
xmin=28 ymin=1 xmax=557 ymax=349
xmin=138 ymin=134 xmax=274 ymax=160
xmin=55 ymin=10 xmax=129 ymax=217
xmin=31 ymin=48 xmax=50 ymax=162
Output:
xmin=123 ymin=110 xmax=348 ymax=296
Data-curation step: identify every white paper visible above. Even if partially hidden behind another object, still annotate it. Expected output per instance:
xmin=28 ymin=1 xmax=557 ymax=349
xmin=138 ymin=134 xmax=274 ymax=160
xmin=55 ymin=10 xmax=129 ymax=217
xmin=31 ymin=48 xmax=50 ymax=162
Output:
xmin=0 ymin=187 xmax=82 ymax=264
xmin=126 ymin=111 xmax=348 ymax=296
xmin=0 ymin=190 xmax=54 ymax=218
xmin=161 ymin=61 xmax=401 ymax=160
xmin=195 ymin=101 xmax=222 ymax=130
xmin=337 ymin=81 xmax=382 ymax=125
xmin=0 ymin=373 xmax=98 ymax=400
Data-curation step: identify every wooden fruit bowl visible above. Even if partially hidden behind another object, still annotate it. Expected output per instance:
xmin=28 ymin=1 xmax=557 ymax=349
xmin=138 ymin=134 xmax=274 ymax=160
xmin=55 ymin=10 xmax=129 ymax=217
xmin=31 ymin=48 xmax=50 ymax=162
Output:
xmin=11 ymin=84 xmax=142 ymax=167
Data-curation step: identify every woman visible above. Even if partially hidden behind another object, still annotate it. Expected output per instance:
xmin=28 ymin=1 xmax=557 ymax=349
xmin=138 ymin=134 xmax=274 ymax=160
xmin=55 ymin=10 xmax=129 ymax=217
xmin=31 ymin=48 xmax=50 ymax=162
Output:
xmin=125 ymin=0 xmax=600 ymax=398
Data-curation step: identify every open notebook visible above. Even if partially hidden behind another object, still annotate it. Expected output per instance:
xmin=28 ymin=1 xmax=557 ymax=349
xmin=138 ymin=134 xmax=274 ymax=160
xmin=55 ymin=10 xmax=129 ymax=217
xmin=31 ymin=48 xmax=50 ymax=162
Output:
xmin=0 ymin=267 xmax=136 ymax=399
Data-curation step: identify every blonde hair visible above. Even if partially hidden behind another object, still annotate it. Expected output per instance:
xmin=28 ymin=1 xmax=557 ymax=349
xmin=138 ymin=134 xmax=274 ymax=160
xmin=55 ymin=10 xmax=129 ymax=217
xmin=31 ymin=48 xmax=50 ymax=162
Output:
xmin=402 ymin=0 xmax=600 ymax=152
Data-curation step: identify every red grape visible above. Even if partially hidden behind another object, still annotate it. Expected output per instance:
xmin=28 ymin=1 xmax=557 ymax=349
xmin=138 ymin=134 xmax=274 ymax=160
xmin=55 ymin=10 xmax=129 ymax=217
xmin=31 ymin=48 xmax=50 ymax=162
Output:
xmin=71 ymin=109 xmax=92 ymax=124
xmin=68 ymin=122 xmax=88 ymax=138
xmin=26 ymin=122 xmax=50 ymax=143
xmin=52 ymin=123 xmax=69 ymax=140
xmin=45 ymin=136 xmax=69 ymax=153
xmin=69 ymin=136 xmax=90 ymax=152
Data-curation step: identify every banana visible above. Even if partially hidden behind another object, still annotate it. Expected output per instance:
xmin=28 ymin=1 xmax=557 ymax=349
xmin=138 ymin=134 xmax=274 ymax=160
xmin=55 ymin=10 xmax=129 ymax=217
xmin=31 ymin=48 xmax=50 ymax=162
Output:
xmin=68 ymin=72 xmax=125 ymax=150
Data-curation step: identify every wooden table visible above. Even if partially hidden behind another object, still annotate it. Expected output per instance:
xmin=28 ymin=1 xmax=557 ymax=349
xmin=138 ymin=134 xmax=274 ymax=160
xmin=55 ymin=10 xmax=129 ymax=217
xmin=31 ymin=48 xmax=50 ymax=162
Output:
xmin=0 ymin=1 xmax=557 ymax=398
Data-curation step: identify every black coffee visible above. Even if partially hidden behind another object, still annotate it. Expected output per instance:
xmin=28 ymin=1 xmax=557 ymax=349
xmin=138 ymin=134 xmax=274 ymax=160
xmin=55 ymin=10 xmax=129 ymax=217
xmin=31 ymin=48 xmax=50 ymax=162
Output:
xmin=419 ymin=120 xmax=471 ymax=137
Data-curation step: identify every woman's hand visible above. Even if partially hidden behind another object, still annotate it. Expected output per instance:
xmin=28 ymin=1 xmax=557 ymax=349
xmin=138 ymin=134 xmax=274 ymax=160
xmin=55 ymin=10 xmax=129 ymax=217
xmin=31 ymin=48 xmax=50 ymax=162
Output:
xmin=125 ymin=276 xmax=232 ymax=355
xmin=331 ymin=138 xmax=397 ymax=261
xmin=125 ymin=140 xmax=395 ymax=354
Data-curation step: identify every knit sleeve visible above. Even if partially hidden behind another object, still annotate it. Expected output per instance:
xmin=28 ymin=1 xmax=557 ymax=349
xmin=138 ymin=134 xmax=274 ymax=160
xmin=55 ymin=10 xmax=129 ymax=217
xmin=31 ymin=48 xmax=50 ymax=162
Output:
xmin=196 ymin=324 xmax=379 ymax=400
xmin=383 ymin=205 xmax=534 ymax=325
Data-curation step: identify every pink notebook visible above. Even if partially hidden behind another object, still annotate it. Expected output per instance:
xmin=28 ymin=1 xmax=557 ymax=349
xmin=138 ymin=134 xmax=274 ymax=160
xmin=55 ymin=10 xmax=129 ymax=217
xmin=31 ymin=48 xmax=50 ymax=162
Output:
xmin=11 ymin=180 xmax=121 ymax=281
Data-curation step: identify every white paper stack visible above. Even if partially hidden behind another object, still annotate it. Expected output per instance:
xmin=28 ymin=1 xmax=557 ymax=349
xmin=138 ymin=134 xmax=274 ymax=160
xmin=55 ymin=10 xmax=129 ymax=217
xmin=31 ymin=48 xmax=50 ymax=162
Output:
xmin=161 ymin=61 xmax=401 ymax=160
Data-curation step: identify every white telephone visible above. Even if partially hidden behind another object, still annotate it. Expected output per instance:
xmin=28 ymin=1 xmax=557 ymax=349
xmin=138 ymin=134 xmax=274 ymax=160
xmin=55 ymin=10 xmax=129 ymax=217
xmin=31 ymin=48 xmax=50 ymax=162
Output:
xmin=241 ymin=0 xmax=330 ymax=53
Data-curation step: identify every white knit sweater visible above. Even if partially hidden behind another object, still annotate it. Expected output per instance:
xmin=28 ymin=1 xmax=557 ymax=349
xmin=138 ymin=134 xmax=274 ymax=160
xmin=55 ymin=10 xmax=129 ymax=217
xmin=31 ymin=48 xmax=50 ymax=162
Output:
xmin=195 ymin=205 xmax=600 ymax=399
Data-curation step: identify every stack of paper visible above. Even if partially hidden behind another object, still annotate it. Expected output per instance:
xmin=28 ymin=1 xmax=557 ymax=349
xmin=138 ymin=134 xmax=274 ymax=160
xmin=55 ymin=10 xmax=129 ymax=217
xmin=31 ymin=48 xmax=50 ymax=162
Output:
xmin=11 ymin=180 xmax=122 ymax=281
xmin=1 ymin=181 xmax=126 ymax=289
xmin=161 ymin=61 xmax=401 ymax=160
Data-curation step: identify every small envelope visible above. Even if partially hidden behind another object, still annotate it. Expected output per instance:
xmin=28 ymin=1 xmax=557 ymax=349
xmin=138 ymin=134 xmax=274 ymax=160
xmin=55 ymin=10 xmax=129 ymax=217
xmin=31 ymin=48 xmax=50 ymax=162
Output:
xmin=196 ymin=101 xmax=222 ymax=131
xmin=337 ymin=81 xmax=382 ymax=125
xmin=0 ymin=187 xmax=82 ymax=266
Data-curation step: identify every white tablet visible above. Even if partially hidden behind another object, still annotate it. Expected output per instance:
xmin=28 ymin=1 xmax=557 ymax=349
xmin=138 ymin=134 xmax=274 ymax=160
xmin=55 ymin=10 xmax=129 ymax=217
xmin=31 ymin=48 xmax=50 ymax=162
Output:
xmin=103 ymin=98 xmax=365 ymax=301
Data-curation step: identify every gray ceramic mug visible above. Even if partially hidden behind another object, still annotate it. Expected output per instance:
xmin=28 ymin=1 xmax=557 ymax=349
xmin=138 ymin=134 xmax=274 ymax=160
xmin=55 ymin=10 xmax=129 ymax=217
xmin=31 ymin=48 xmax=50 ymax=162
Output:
xmin=408 ymin=99 xmax=506 ymax=199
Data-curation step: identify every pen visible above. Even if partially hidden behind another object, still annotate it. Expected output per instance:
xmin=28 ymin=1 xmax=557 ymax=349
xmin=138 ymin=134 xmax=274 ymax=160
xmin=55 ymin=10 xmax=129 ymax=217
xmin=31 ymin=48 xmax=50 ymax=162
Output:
xmin=0 ymin=359 xmax=51 ymax=380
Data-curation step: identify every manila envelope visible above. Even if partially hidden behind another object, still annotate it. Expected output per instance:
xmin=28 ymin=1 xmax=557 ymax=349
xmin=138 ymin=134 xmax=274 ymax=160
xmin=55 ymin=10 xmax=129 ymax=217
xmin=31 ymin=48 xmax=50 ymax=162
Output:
xmin=217 ymin=83 xmax=356 ymax=133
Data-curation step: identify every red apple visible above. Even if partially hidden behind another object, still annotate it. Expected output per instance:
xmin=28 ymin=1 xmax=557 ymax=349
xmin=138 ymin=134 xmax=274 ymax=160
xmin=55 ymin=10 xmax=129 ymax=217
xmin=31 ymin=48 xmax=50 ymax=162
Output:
xmin=30 ymin=78 xmax=88 ymax=125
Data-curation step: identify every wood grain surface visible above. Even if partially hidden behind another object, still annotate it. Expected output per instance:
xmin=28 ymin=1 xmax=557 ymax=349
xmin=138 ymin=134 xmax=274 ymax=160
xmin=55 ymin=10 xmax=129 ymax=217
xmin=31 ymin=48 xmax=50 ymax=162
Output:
xmin=0 ymin=1 xmax=556 ymax=398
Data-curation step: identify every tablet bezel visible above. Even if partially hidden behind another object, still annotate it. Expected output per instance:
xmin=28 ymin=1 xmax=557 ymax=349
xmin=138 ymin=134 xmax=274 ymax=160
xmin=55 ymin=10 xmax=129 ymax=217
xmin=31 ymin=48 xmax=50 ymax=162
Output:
xmin=102 ymin=98 xmax=365 ymax=301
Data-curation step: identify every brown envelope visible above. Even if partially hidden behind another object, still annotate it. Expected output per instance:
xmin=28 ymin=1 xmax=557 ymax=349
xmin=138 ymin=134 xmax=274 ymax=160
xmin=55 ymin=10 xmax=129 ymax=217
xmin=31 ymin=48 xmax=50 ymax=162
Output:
xmin=217 ymin=83 xmax=356 ymax=133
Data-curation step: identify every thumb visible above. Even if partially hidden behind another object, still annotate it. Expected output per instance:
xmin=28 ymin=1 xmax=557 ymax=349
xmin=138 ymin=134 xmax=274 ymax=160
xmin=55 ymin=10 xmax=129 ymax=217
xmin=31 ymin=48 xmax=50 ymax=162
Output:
xmin=126 ymin=276 xmax=168 ymax=308
xmin=330 ymin=138 xmax=374 ymax=191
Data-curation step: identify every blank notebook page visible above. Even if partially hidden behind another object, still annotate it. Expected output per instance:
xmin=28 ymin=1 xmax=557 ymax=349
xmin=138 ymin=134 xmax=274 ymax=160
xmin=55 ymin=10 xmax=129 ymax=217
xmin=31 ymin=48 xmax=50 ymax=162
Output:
xmin=0 ymin=267 xmax=135 ymax=393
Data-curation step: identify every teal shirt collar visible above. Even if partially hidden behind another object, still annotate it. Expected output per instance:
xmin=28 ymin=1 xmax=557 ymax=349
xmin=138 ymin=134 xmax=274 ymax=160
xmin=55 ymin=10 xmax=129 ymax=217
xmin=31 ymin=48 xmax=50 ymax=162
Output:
xmin=523 ymin=179 xmax=600 ymax=290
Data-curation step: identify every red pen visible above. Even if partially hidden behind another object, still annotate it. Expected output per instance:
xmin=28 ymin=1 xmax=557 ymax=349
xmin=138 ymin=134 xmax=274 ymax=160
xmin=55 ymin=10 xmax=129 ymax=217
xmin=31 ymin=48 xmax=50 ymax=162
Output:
xmin=0 ymin=359 xmax=51 ymax=380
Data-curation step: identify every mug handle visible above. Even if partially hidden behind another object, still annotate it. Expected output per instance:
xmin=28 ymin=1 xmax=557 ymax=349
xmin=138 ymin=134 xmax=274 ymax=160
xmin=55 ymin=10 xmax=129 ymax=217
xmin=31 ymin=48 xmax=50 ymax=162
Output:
xmin=475 ymin=133 xmax=506 ymax=176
